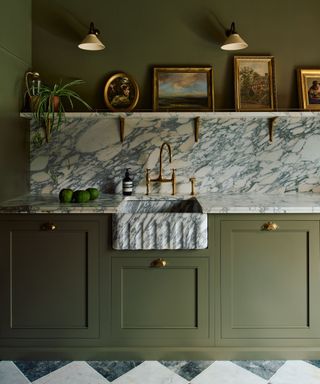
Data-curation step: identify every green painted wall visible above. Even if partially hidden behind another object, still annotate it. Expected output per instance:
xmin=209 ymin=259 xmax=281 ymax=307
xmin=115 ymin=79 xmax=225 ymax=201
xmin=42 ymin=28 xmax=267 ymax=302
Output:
xmin=32 ymin=0 xmax=320 ymax=111
xmin=0 ymin=0 xmax=31 ymax=202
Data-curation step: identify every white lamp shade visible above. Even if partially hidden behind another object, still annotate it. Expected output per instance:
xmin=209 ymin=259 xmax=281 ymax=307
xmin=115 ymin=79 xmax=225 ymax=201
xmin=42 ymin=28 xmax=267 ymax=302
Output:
xmin=221 ymin=33 xmax=248 ymax=51
xmin=78 ymin=33 xmax=105 ymax=51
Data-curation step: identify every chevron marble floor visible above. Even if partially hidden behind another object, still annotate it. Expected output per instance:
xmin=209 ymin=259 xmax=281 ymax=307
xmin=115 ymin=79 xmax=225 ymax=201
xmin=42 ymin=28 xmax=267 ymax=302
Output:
xmin=1 ymin=360 xmax=320 ymax=384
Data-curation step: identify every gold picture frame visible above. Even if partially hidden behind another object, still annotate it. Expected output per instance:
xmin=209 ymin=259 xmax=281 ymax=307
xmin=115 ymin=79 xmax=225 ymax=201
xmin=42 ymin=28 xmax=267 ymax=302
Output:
xmin=297 ymin=69 xmax=320 ymax=110
xmin=104 ymin=72 xmax=139 ymax=112
xmin=234 ymin=56 xmax=277 ymax=111
xmin=153 ymin=66 xmax=214 ymax=111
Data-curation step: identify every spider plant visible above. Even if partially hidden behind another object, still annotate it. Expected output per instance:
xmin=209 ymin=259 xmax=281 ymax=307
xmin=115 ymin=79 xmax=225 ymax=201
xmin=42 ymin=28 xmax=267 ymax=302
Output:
xmin=33 ymin=79 xmax=91 ymax=143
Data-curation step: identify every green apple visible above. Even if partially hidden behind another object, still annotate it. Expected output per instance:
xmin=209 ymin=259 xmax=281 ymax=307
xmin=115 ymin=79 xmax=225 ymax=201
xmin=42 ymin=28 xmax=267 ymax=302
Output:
xmin=86 ymin=187 xmax=100 ymax=200
xmin=59 ymin=188 xmax=73 ymax=203
xmin=73 ymin=190 xmax=91 ymax=203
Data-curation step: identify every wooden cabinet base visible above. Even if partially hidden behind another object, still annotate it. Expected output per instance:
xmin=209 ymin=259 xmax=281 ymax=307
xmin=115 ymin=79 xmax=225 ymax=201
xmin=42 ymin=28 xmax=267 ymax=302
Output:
xmin=3 ymin=346 xmax=320 ymax=360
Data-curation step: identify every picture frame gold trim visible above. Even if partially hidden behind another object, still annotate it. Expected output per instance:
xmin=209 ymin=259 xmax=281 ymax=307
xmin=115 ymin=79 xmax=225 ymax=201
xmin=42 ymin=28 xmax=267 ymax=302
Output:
xmin=104 ymin=72 xmax=139 ymax=112
xmin=297 ymin=69 xmax=320 ymax=110
xmin=234 ymin=56 xmax=277 ymax=112
xmin=153 ymin=66 xmax=214 ymax=112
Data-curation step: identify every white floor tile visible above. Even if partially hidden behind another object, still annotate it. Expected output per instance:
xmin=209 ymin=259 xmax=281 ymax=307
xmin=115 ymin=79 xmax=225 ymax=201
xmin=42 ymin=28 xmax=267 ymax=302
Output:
xmin=191 ymin=361 xmax=267 ymax=384
xmin=32 ymin=361 xmax=109 ymax=384
xmin=268 ymin=360 xmax=320 ymax=384
xmin=112 ymin=361 xmax=189 ymax=384
xmin=0 ymin=361 xmax=30 ymax=384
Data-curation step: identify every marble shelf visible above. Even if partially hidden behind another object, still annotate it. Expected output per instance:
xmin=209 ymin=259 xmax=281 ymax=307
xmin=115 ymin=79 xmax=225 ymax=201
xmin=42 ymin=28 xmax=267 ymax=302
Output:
xmin=20 ymin=111 xmax=320 ymax=119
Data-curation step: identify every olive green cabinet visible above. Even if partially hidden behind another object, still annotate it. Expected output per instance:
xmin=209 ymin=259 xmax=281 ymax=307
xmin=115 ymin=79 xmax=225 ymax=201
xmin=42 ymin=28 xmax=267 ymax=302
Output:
xmin=215 ymin=216 xmax=320 ymax=347
xmin=2 ymin=212 xmax=320 ymax=358
xmin=0 ymin=215 xmax=102 ymax=343
xmin=110 ymin=255 xmax=210 ymax=346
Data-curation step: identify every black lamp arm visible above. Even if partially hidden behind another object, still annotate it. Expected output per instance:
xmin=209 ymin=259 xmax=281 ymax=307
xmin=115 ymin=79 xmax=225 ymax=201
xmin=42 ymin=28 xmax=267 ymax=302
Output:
xmin=226 ymin=21 xmax=236 ymax=36
xmin=89 ymin=22 xmax=100 ymax=36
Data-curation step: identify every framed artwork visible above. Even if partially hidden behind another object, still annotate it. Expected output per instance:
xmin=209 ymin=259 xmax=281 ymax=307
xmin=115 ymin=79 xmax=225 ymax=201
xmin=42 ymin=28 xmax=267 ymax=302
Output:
xmin=104 ymin=72 xmax=139 ymax=112
xmin=153 ymin=66 xmax=214 ymax=111
xmin=297 ymin=69 xmax=320 ymax=110
xmin=234 ymin=56 xmax=277 ymax=111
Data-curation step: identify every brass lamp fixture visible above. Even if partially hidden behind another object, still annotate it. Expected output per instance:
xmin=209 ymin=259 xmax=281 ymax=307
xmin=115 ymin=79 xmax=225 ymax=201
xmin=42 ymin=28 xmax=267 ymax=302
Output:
xmin=221 ymin=22 xmax=248 ymax=51
xmin=78 ymin=22 xmax=105 ymax=51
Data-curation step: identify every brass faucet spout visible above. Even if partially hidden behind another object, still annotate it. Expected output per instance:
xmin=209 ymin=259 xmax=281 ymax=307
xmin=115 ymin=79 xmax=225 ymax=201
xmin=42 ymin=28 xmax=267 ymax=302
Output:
xmin=146 ymin=142 xmax=176 ymax=195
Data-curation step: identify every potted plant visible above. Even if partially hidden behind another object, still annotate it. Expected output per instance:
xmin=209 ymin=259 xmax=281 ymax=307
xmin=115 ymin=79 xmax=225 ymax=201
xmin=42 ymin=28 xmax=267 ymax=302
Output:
xmin=33 ymin=79 xmax=92 ymax=143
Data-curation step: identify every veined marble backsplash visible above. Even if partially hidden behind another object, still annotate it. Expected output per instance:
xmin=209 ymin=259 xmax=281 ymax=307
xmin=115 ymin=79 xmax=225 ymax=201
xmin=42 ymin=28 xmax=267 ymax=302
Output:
xmin=29 ymin=113 xmax=320 ymax=194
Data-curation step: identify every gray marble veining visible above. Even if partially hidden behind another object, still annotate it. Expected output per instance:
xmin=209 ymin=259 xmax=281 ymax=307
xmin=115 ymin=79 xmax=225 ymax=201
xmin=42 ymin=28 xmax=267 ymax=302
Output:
xmin=28 ymin=113 xmax=320 ymax=195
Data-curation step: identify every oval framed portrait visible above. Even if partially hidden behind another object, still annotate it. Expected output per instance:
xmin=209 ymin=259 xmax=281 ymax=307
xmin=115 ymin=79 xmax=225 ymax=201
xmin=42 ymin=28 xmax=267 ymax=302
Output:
xmin=104 ymin=72 xmax=139 ymax=112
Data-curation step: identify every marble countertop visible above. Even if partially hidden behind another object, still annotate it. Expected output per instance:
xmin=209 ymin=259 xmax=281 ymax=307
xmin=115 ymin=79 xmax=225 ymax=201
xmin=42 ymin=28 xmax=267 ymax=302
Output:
xmin=0 ymin=194 xmax=124 ymax=214
xmin=1 ymin=193 xmax=320 ymax=214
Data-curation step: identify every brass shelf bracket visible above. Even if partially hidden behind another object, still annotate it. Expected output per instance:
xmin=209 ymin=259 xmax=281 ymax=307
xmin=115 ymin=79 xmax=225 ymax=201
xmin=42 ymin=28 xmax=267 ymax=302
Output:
xmin=194 ymin=116 xmax=200 ymax=142
xmin=268 ymin=117 xmax=277 ymax=143
xmin=119 ymin=116 xmax=125 ymax=143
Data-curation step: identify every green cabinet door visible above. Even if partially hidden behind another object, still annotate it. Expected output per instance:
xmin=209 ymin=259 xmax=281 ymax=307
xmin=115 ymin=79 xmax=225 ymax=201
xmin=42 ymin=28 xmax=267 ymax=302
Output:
xmin=217 ymin=216 xmax=320 ymax=346
xmin=111 ymin=256 xmax=210 ymax=346
xmin=0 ymin=215 xmax=100 ymax=341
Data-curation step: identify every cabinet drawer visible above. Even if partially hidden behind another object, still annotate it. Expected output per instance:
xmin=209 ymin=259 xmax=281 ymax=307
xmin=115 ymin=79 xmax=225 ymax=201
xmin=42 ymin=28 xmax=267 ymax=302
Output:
xmin=111 ymin=256 xmax=210 ymax=346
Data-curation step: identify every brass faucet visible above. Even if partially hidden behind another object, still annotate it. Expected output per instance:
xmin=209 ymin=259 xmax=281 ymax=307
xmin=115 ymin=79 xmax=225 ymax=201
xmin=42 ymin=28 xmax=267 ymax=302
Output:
xmin=146 ymin=142 xmax=176 ymax=195
xmin=189 ymin=177 xmax=196 ymax=195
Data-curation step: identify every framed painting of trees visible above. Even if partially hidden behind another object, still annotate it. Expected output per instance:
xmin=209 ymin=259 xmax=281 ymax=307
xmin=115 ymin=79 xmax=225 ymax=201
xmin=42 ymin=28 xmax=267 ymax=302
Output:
xmin=234 ymin=56 xmax=277 ymax=111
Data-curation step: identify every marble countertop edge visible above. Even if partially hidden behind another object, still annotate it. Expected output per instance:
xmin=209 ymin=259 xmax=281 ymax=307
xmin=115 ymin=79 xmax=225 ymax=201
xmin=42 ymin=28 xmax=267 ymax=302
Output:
xmin=1 ymin=192 xmax=320 ymax=214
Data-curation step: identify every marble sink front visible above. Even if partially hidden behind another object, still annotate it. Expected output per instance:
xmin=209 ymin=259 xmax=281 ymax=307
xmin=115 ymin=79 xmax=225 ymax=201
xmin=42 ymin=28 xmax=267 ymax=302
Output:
xmin=112 ymin=197 xmax=208 ymax=250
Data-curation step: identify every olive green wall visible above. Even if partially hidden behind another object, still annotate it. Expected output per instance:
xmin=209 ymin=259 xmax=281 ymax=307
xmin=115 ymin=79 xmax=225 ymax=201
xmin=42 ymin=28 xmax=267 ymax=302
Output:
xmin=0 ymin=0 xmax=31 ymax=202
xmin=32 ymin=0 xmax=320 ymax=111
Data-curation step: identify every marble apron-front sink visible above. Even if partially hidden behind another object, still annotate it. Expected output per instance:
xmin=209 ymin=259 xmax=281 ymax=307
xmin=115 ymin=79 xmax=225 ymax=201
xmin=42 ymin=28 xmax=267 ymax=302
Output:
xmin=112 ymin=197 xmax=208 ymax=250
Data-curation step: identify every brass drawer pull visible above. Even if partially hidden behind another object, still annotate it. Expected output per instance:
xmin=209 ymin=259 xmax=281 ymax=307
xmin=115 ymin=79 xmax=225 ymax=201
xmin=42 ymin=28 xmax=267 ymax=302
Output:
xmin=261 ymin=221 xmax=279 ymax=231
xmin=150 ymin=258 xmax=167 ymax=268
xmin=40 ymin=223 xmax=56 ymax=231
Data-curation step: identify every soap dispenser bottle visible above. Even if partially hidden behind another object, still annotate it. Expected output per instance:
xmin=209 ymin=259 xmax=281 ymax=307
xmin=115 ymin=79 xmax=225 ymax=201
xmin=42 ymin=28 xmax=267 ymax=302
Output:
xmin=122 ymin=168 xmax=133 ymax=196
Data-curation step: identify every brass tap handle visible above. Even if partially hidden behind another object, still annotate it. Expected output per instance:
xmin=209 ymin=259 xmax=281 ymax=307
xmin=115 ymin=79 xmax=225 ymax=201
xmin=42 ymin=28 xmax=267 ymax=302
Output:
xmin=40 ymin=223 xmax=56 ymax=231
xmin=146 ymin=168 xmax=151 ymax=195
xmin=261 ymin=221 xmax=279 ymax=231
xmin=189 ymin=177 xmax=196 ymax=195
xmin=171 ymin=168 xmax=176 ymax=195
xmin=150 ymin=258 xmax=167 ymax=268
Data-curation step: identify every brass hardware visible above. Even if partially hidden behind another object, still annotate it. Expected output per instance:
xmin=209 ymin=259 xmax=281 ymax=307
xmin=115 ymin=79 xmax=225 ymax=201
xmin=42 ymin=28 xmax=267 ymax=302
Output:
xmin=146 ymin=142 xmax=176 ymax=195
xmin=194 ymin=116 xmax=200 ymax=142
xmin=146 ymin=168 xmax=151 ymax=195
xmin=150 ymin=258 xmax=167 ymax=268
xmin=40 ymin=223 xmax=56 ymax=231
xmin=261 ymin=221 xmax=279 ymax=231
xmin=189 ymin=177 xmax=196 ymax=195
xmin=119 ymin=116 xmax=125 ymax=142
xmin=268 ymin=117 xmax=277 ymax=143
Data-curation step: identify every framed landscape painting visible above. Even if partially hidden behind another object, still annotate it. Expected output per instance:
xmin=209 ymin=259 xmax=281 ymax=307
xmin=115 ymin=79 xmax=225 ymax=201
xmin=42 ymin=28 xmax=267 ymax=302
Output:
xmin=234 ymin=56 xmax=277 ymax=111
xmin=297 ymin=69 xmax=320 ymax=110
xmin=153 ymin=66 xmax=214 ymax=111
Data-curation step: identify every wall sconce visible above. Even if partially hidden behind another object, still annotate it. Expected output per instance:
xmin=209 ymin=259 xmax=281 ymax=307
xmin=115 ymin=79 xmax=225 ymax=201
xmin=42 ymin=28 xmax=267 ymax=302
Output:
xmin=221 ymin=22 xmax=248 ymax=51
xmin=78 ymin=22 xmax=105 ymax=51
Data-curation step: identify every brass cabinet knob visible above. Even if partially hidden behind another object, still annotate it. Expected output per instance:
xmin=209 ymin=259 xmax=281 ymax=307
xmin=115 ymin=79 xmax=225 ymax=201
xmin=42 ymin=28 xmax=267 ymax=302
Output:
xmin=150 ymin=258 xmax=167 ymax=268
xmin=40 ymin=223 xmax=56 ymax=231
xmin=261 ymin=221 xmax=279 ymax=231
